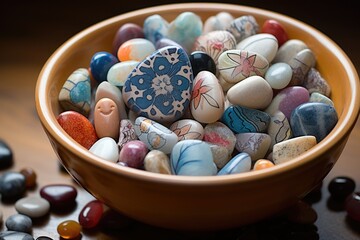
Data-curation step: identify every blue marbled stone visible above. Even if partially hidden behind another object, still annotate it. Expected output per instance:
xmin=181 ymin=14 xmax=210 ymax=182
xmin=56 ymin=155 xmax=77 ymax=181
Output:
xmin=122 ymin=46 xmax=193 ymax=123
xmin=170 ymin=140 xmax=217 ymax=176
xmin=143 ymin=14 xmax=169 ymax=44
xmin=90 ymin=51 xmax=118 ymax=84
xmin=217 ymin=152 xmax=252 ymax=175
xmin=0 ymin=171 xmax=26 ymax=200
xmin=0 ymin=231 xmax=34 ymax=240
xmin=290 ymin=102 xmax=338 ymax=142
xmin=5 ymin=214 xmax=32 ymax=233
xmin=221 ymin=105 xmax=271 ymax=134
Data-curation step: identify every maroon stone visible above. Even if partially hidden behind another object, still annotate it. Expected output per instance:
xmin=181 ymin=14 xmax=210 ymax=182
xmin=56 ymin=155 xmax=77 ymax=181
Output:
xmin=112 ymin=23 xmax=145 ymax=55
xmin=78 ymin=200 xmax=104 ymax=228
xmin=40 ymin=184 xmax=77 ymax=208
xmin=345 ymin=192 xmax=360 ymax=221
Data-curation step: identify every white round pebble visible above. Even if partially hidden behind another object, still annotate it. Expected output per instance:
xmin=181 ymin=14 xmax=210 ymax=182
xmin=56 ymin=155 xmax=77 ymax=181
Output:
xmin=15 ymin=196 xmax=50 ymax=218
xmin=89 ymin=137 xmax=119 ymax=163
xmin=265 ymin=62 xmax=292 ymax=89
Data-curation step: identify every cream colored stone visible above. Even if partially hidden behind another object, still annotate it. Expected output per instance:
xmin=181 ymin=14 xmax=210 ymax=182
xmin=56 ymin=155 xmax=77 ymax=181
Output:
xmin=144 ymin=150 xmax=171 ymax=174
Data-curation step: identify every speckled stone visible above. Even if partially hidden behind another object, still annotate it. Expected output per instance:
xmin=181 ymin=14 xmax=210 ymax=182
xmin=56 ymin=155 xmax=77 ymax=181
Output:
xmin=303 ymin=67 xmax=331 ymax=97
xmin=170 ymin=119 xmax=204 ymax=141
xmin=267 ymin=111 xmax=292 ymax=148
xmin=15 ymin=196 xmax=50 ymax=218
xmin=89 ymin=137 xmax=119 ymax=163
xmin=122 ymin=46 xmax=192 ymax=123
xmin=226 ymin=15 xmax=259 ymax=43
xmin=309 ymin=92 xmax=334 ymax=106
xmin=5 ymin=214 xmax=32 ymax=233
xmin=221 ymin=105 xmax=271 ymax=134
xmin=58 ymin=68 xmax=91 ymax=116
xmin=235 ymin=133 xmax=271 ymax=161
xmin=203 ymin=122 xmax=236 ymax=156
xmin=217 ymin=152 xmax=252 ymax=175
xmin=208 ymin=143 xmax=231 ymax=169
xmin=290 ymin=102 xmax=338 ymax=142
xmin=0 ymin=231 xmax=34 ymax=240
xmin=144 ymin=150 xmax=171 ymax=174
xmin=170 ymin=140 xmax=217 ymax=176
xmin=203 ymin=12 xmax=234 ymax=33
xmin=0 ymin=140 xmax=13 ymax=169
xmin=0 ymin=171 xmax=26 ymax=200
xmin=272 ymin=136 xmax=317 ymax=164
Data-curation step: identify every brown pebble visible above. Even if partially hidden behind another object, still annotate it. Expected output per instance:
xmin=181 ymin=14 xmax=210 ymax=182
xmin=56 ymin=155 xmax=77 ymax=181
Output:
xmin=20 ymin=167 xmax=37 ymax=188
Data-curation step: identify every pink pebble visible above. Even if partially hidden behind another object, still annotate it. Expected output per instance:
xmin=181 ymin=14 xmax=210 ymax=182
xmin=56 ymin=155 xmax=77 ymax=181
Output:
xmin=57 ymin=111 xmax=98 ymax=149
xmin=119 ymin=140 xmax=148 ymax=169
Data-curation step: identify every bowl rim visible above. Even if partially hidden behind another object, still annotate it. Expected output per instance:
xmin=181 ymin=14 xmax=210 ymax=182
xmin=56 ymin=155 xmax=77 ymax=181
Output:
xmin=35 ymin=2 xmax=360 ymax=186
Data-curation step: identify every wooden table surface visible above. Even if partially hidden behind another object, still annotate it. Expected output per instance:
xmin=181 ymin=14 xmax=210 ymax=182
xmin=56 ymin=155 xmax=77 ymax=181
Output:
xmin=1 ymin=1 xmax=359 ymax=239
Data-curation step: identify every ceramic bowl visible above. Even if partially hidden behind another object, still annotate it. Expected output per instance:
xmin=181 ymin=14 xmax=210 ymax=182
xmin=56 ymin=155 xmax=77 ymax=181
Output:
xmin=35 ymin=3 xmax=360 ymax=230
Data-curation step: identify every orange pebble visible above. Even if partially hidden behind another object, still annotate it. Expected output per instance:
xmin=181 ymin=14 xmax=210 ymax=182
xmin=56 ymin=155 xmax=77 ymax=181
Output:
xmin=253 ymin=159 xmax=274 ymax=171
xmin=57 ymin=220 xmax=82 ymax=239
xmin=20 ymin=167 xmax=37 ymax=188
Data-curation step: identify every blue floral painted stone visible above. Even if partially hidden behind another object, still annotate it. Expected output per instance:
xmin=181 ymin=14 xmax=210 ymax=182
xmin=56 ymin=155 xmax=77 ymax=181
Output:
xmin=90 ymin=51 xmax=118 ymax=84
xmin=290 ymin=102 xmax=338 ymax=142
xmin=170 ymin=140 xmax=217 ymax=176
xmin=217 ymin=152 xmax=252 ymax=175
xmin=221 ymin=105 xmax=270 ymax=134
xmin=122 ymin=46 xmax=193 ymax=123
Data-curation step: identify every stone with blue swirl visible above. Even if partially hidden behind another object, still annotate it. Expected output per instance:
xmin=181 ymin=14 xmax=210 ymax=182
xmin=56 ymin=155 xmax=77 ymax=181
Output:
xmin=217 ymin=152 xmax=252 ymax=175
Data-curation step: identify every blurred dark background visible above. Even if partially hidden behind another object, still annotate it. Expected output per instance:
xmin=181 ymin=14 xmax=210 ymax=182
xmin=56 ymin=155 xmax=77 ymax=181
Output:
xmin=0 ymin=0 xmax=359 ymax=72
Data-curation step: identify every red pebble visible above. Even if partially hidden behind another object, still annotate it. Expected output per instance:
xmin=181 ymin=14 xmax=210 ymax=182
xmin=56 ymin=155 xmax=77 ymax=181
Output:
xmin=345 ymin=192 xmax=360 ymax=221
xmin=57 ymin=111 xmax=98 ymax=149
xmin=261 ymin=19 xmax=288 ymax=46
xmin=78 ymin=200 xmax=104 ymax=228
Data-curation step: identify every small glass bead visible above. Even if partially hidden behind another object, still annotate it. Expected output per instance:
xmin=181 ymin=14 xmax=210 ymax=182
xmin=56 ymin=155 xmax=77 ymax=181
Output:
xmin=328 ymin=176 xmax=356 ymax=201
xmin=78 ymin=200 xmax=104 ymax=229
xmin=345 ymin=192 xmax=360 ymax=222
xmin=57 ymin=220 xmax=81 ymax=239
xmin=20 ymin=167 xmax=37 ymax=188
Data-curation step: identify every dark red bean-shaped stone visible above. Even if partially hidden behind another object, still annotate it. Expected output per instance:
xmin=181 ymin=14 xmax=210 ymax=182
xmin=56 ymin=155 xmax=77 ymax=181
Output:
xmin=40 ymin=184 xmax=77 ymax=208
xmin=328 ymin=176 xmax=356 ymax=201
xmin=78 ymin=200 xmax=104 ymax=229
xmin=261 ymin=19 xmax=288 ymax=46
xmin=345 ymin=192 xmax=360 ymax=221
xmin=112 ymin=23 xmax=145 ymax=55
xmin=0 ymin=171 xmax=26 ymax=200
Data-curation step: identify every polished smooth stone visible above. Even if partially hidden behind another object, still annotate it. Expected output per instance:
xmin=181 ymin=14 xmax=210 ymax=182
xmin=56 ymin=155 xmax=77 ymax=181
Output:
xmin=345 ymin=192 xmax=360 ymax=221
xmin=235 ymin=133 xmax=271 ymax=161
xmin=273 ymin=39 xmax=308 ymax=64
xmin=217 ymin=152 xmax=252 ymax=175
xmin=253 ymin=159 xmax=275 ymax=171
xmin=170 ymin=119 xmax=204 ymax=141
xmin=15 ymin=196 xmax=50 ymax=218
xmin=89 ymin=137 xmax=119 ymax=163
xmin=227 ymin=15 xmax=259 ymax=43
xmin=58 ymin=68 xmax=91 ymax=116
xmin=303 ymin=67 xmax=331 ymax=97
xmin=5 ymin=214 xmax=32 ymax=233
xmin=265 ymin=62 xmax=292 ymax=89
xmin=261 ymin=19 xmax=288 ymax=46
xmin=95 ymin=81 xmax=127 ymax=119
xmin=39 ymin=184 xmax=77 ymax=208
xmin=19 ymin=168 xmax=37 ymax=189
xmin=328 ymin=176 xmax=356 ymax=201
xmin=155 ymin=38 xmax=183 ymax=51
xmin=134 ymin=117 xmax=178 ymax=154
xmin=190 ymin=71 xmax=225 ymax=123
xmin=118 ymin=140 xmax=148 ymax=169
xmin=272 ymin=136 xmax=317 ymax=164
xmin=218 ymin=49 xmax=269 ymax=84
xmin=0 ymin=231 xmax=34 ymax=240
xmin=117 ymin=38 xmax=156 ymax=62
xmin=208 ymin=143 xmax=231 ymax=169
xmin=122 ymin=46 xmax=192 ymax=123
xmin=236 ymin=33 xmax=278 ymax=63
xmin=227 ymin=75 xmax=273 ymax=109
xmin=203 ymin=122 xmax=236 ymax=156
xmin=112 ymin=23 xmax=145 ymax=54
xmin=79 ymin=200 xmax=104 ymax=229
xmin=265 ymin=86 xmax=309 ymax=119
xmin=0 ymin=171 xmax=26 ymax=200
xmin=144 ymin=150 xmax=171 ymax=174
xmin=203 ymin=12 xmax=234 ymax=33
xmin=94 ymin=98 xmax=120 ymax=139
xmin=267 ymin=111 xmax=292 ymax=148
xmin=167 ymin=11 xmax=203 ymax=53
xmin=309 ymin=92 xmax=334 ymax=106
xmin=288 ymin=48 xmax=316 ymax=86
xmin=170 ymin=140 xmax=217 ymax=176
xmin=57 ymin=110 xmax=98 ymax=149
xmin=193 ymin=30 xmax=236 ymax=66
xmin=106 ymin=60 xmax=139 ymax=89
xmin=291 ymin=102 xmax=338 ymax=142
xmin=90 ymin=51 xmax=118 ymax=84
xmin=189 ymin=51 xmax=217 ymax=77
xmin=143 ymin=14 xmax=169 ymax=44
xmin=117 ymin=119 xmax=137 ymax=149
xmin=57 ymin=220 xmax=81 ymax=239
xmin=0 ymin=140 xmax=13 ymax=169
xmin=221 ymin=105 xmax=271 ymax=134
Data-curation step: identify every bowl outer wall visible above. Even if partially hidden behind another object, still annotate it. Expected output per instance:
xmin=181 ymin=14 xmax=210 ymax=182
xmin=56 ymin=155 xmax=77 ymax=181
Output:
xmin=35 ymin=3 xmax=360 ymax=230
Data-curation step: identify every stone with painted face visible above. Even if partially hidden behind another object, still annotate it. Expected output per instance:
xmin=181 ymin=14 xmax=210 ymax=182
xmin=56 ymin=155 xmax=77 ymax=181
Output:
xmin=94 ymin=98 xmax=120 ymax=140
